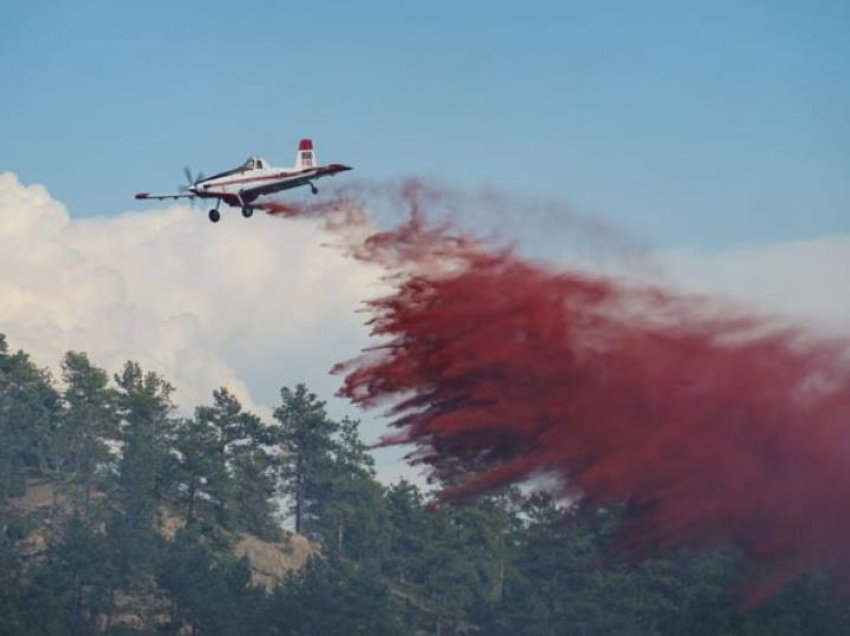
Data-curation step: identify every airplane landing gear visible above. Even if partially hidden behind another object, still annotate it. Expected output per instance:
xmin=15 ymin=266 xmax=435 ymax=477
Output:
xmin=242 ymin=206 xmax=254 ymax=218
xmin=208 ymin=209 xmax=221 ymax=223
xmin=309 ymin=183 xmax=318 ymax=195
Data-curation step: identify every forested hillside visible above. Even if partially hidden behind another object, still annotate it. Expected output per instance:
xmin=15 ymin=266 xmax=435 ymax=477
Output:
xmin=0 ymin=333 xmax=847 ymax=635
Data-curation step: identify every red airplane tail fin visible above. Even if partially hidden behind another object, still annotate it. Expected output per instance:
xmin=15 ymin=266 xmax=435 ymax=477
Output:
xmin=295 ymin=138 xmax=316 ymax=169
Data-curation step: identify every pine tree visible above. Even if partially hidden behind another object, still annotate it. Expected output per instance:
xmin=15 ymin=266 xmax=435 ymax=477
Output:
xmin=173 ymin=416 xmax=223 ymax=525
xmin=113 ymin=361 xmax=176 ymax=570
xmin=382 ymin=479 xmax=430 ymax=585
xmin=265 ymin=555 xmax=404 ymax=636
xmin=157 ymin=526 xmax=261 ymax=635
xmin=0 ymin=335 xmax=59 ymax=502
xmin=320 ymin=417 xmax=387 ymax=560
xmin=273 ymin=384 xmax=338 ymax=536
xmin=229 ymin=439 xmax=279 ymax=539
xmin=0 ymin=528 xmax=25 ymax=635
xmin=195 ymin=388 xmax=277 ymax=535
xmin=55 ymin=351 xmax=119 ymax=515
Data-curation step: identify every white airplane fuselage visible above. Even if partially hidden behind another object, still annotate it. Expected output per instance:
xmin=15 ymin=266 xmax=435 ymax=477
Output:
xmin=134 ymin=138 xmax=352 ymax=222
xmin=191 ymin=163 xmax=350 ymax=206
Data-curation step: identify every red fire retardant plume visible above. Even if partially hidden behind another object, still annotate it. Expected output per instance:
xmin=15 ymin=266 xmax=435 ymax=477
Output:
xmin=263 ymin=182 xmax=850 ymax=601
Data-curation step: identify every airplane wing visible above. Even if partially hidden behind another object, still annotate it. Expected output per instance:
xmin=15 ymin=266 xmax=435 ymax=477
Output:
xmin=241 ymin=164 xmax=353 ymax=198
xmin=134 ymin=192 xmax=195 ymax=201
xmin=244 ymin=177 xmax=313 ymax=198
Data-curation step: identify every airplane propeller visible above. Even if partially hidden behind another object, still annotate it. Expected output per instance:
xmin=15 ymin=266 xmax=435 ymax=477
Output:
xmin=178 ymin=166 xmax=205 ymax=194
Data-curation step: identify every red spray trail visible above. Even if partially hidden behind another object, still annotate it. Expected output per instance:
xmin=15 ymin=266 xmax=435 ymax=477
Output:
xmin=263 ymin=182 xmax=850 ymax=601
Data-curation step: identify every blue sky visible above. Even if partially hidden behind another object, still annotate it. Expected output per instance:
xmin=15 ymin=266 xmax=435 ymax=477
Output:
xmin=2 ymin=0 xmax=848 ymax=248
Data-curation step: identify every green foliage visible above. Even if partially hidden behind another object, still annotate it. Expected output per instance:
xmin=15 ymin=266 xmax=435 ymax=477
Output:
xmin=228 ymin=440 xmax=279 ymax=539
xmin=0 ymin=534 xmax=26 ymax=635
xmin=1 ymin=336 xmax=849 ymax=635
xmin=314 ymin=417 xmax=387 ymax=561
xmin=273 ymin=384 xmax=339 ymax=535
xmin=173 ymin=415 xmax=224 ymax=525
xmin=157 ymin=526 xmax=262 ymax=635
xmin=0 ymin=336 xmax=59 ymax=502
xmin=114 ymin=361 xmax=177 ymax=572
xmin=196 ymin=388 xmax=278 ymax=537
xmin=16 ymin=515 xmax=122 ymax=635
xmin=264 ymin=555 xmax=404 ymax=636
xmin=55 ymin=352 xmax=120 ymax=516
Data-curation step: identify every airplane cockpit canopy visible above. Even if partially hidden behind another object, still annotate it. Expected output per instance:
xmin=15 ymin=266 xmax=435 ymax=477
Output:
xmin=242 ymin=157 xmax=267 ymax=170
xmin=205 ymin=157 xmax=269 ymax=182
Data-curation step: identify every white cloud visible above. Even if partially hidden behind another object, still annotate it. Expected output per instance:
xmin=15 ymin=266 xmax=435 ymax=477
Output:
xmin=0 ymin=171 xmax=388 ymax=436
xmin=662 ymin=234 xmax=850 ymax=333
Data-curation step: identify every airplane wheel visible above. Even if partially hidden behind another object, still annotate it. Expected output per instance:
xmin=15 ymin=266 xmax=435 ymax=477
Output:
xmin=242 ymin=206 xmax=254 ymax=218
xmin=310 ymin=185 xmax=318 ymax=195
xmin=208 ymin=209 xmax=221 ymax=223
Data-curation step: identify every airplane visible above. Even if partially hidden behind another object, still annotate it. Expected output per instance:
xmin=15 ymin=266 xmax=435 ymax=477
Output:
xmin=135 ymin=139 xmax=352 ymax=223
